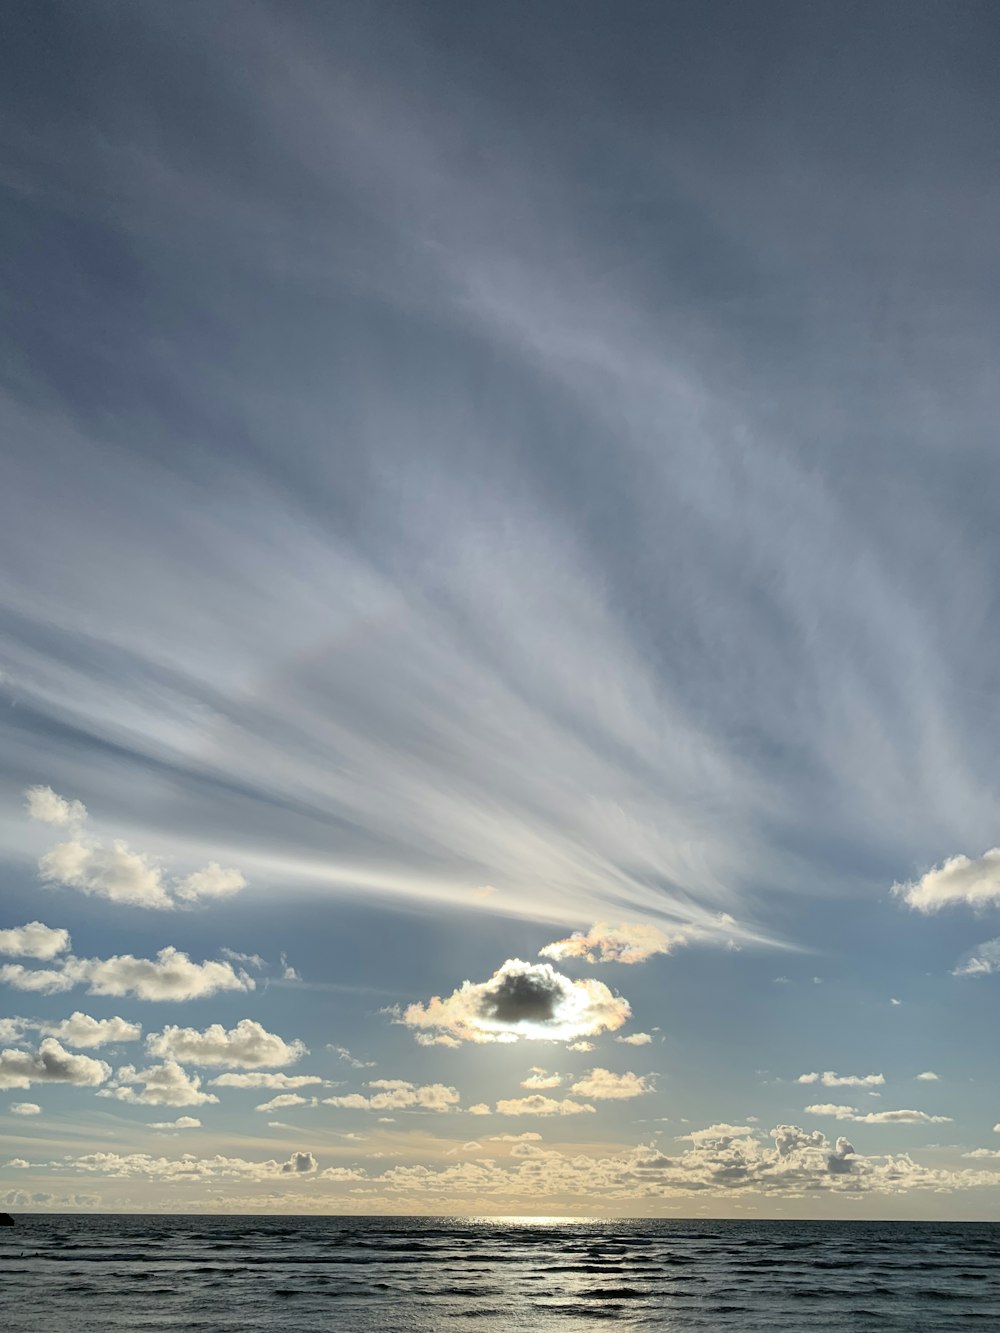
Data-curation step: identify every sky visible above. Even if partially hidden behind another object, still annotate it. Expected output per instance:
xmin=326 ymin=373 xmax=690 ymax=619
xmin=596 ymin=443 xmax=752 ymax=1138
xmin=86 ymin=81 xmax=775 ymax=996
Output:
xmin=2 ymin=0 xmax=1000 ymax=1218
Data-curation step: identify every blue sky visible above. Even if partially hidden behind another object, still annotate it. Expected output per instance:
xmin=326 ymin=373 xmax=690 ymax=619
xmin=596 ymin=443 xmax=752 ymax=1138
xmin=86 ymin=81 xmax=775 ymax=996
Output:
xmin=2 ymin=0 xmax=1000 ymax=1216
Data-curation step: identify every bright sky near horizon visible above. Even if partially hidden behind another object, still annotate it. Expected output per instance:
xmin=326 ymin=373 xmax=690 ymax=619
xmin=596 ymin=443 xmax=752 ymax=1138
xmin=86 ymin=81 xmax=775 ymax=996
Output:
xmin=3 ymin=0 xmax=1000 ymax=1218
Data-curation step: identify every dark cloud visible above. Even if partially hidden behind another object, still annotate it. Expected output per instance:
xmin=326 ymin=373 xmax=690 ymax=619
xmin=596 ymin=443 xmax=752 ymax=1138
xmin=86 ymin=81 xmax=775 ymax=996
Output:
xmin=476 ymin=967 xmax=564 ymax=1025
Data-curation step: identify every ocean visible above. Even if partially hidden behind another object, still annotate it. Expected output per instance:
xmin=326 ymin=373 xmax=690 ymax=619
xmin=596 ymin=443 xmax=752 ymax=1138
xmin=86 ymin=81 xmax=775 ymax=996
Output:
xmin=2 ymin=1215 xmax=999 ymax=1330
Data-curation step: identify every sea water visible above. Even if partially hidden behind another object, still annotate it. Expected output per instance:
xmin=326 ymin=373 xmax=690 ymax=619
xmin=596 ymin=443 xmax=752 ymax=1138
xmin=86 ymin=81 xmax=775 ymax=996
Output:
xmin=2 ymin=1215 xmax=999 ymax=1330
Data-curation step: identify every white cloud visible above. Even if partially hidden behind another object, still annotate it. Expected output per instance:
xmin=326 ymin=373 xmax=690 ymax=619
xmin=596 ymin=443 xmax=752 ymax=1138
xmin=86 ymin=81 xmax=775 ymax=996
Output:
xmin=963 ymin=1149 xmax=1000 ymax=1159
xmin=521 ymin=1068 xmax=561 ymax=1089
xmin=149 ymin=1116 xmax=202 ymax=1130
xmin=568 ymin=1067 xmax=651 ymax=1100
xmin=0 ymin=1019 xmax=24 ymax=1042
xmin=209 ymin=1072 xmax=326 ymax=1089
xmin=5 ymin=1158 xmax=30 ymax=1169
xmin=568 ymin=1041 xmax=595 ymax=1052
xmin=806 ymin=1103 xmax=952 ymax=1125
xmin=26 ymin=789 xmax=247 ymax=910
xmin=99 ymin=1061 xmax=219 ymax=1107
xmin=255 ymin=1094 xmax=315 ymax=1113
xmin=854 ymin=1109 xmax=953 ymax=1125
xmin=146 ymin=1019 xmax=305 ymax=1069
xmin=467 ymin=1103 xmax=491 ymax=1116
xmin=24 ymin=786 xmax=87 ymax=827
xmin=0 ymin=964 xmax=75 ymax=994
xmin=797 ymin=1071 xmax=885 ymax=1088
xmin=494 ymin=1095 xmax=596 ymax=1116
xmin=1 ymin=1190 xmax=57 ymax=1208
xmin=40 ymin=839 xmax=173 ymax=909
xmin=0 ymin=947 xmax=254 ymax=1001
xmin=330 ymin=1045 xmax=376 ymax=1069
xmin=615 ymin=1032 xmax=653 ymax=1046
xmin=804 ymin=1103 xmax=865 ymax=1120
xmin=539 ymin=921 xmax=685 ymax=965
xmin=916 ymin=1071 xmax=940 ymax=1081
xmin=894 ymin=849 xmax=1000 ymax=913
xmin=9 ymin=1102 xmax=41 ymax=1116
xmin=683 ymin=1124 xmax=755 ymax=1143
xmin=69 ymin=1150 xmax=316 ymax=1180
xmin=220 ymin=949 xmax=266 ymax=968
xmin=174 ymin=863 xmax=248 ymax=902
xmin=0 ymin=1038 xmax=110 ymax=1090
xmin=489 ymin=1132 xmax=543 ymax=1142
xmin=40 ymin=1013 xmax=142 ymax=1048
xmin=324 ymin=1080 xmax=460 ymax=1113
xmin=0 ymin=922 xmax=71 ymax=961
xmin=400 ymin=958 xmax=630 ymax=1045
xmin=953 ymin=938 xmax=1000 ymax=977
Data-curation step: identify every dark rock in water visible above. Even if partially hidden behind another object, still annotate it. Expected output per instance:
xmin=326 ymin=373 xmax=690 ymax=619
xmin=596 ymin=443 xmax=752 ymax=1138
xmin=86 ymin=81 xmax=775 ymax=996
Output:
xmin=0 ymin=1213 xmax=13 ymax=1226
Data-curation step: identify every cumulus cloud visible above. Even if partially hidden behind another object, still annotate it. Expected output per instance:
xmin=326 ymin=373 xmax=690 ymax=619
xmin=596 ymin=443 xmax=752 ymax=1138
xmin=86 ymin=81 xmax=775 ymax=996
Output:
xmin=282 ymin=1151 xmax=317 ymax=1174
xmin=209 ymin=1072 xmax=327 ymax=1089
xmin=69 ymin=1150 xmax=317 ymax=1180
xmin=615 ymin=1032 xmax=653 ymax=1046
xmin=149 ymin=1116 xmax=201 ymax=1130
xmin=400 ymin=958 xmax=630 ymax=1045
xmin=59 ymin=1126 xmax=1000 ymax=1205
xmin=568 ymin=1041 xmax=595 ymax=1052
xmin=683 ymin=1123 xmax=755 ymax=1143
xmin=806 ymin=1103 xmax=953 ymax=1125
xmin=797 ymin=1071 xmax=885 ymax=1088
xmin=5 ymin=1158 xmax=30 ymax=1169
xmin=40 ymin=839 xmax=173 ymax=909
xmin=255 ymin=1094 xmax=315 ymax=1113
xmin=0 ymin=947 xmax=254 ymax=1001
xmin=521 ymin=1068 xmax=561 ymax=1090
xmin=318 ymin=1165 xmax=368 ymax=1181
xmin=493 ymin=1095 xmax=596 ymax=1116
xmin=146 ymin=1019 xmax=305 ymax=1069
xmin=40 ymin=1013 xmax=142 ymax=1048
xmin=324 ymin=1080 xmax=460 ymax=1112
xmin=174 ymin=863 xmax=248 ymax=902
xmin=9 ymin=1102 xmax=41 ymax=1116
xmin=99 ymin=1061 xmax=219 ymax=1107
xmin=0 ymin=1038 xmax=110 ymax=1090
xmin=0 ymin=922 xmax=71 ymax=961
xmin=894 ymin=849 xmax=1000 ymax=913
xmin=916 ymin=1071 xmax=940 ymax=1081
xmin=467 ymin=1103 xmax=491 ymax=1116
xmin=568 ymin=1067 xmax=651 ymax=1100
xmin=539 ymin=921 xmax=685 ymax=965
xmin=26 ymin=788 xmax=247 ymax=910
xmin=25 ymin=786 xmax=87 ymax=827
xmin=805 ymin=1104 xmax=871 ymax=1120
